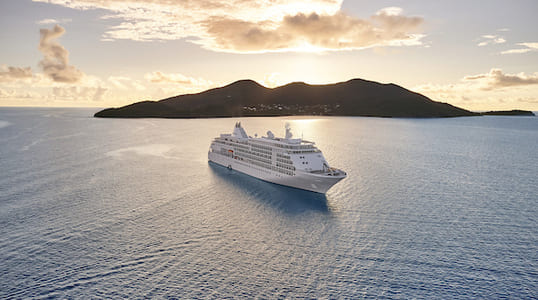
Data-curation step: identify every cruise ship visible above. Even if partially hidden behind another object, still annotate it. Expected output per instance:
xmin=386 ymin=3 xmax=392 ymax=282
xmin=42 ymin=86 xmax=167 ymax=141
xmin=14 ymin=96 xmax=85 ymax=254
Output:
xmin=208 ymin=122 xmax=346 ymax=193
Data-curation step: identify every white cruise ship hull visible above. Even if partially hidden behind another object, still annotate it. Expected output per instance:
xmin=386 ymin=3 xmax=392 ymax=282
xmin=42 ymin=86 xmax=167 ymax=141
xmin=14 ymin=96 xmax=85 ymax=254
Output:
xmin=209 ymin=152 xmax=345 ymax=194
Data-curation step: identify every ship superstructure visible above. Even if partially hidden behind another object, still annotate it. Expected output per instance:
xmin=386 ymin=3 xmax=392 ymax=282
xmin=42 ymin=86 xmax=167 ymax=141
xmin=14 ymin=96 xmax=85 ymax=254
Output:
xmin=208 ymin=122 xmax=346 ymax=193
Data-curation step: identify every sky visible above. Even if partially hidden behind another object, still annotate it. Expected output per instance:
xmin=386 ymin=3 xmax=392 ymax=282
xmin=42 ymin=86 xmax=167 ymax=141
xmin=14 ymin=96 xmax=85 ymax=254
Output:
xmin=0 ymin=0 xmax=537 ymax=111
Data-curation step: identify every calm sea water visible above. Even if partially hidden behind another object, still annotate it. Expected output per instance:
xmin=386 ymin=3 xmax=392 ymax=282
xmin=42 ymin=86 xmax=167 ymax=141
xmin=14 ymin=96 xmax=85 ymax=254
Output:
xmin=0 ymin=108 xmax=536 ymax=298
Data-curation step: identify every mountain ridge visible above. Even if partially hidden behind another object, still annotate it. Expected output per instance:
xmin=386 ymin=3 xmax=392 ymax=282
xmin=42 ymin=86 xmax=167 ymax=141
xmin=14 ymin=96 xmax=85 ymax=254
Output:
xmin=95 ymin=78 xmax=478 ymax=118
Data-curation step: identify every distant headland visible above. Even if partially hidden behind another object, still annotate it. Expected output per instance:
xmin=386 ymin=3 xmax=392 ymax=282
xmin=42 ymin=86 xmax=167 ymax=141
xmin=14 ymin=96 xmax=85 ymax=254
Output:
xmin=94 ymin=79 xmax=533 ymax=119
xmin=480 ymin=110 xmax=535 ymax=116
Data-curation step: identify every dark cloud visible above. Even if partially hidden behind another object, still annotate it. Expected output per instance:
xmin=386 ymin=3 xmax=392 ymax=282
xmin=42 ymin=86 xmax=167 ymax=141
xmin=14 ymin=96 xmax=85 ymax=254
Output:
xmin=38 ymin=25 xmax=84 ymax=83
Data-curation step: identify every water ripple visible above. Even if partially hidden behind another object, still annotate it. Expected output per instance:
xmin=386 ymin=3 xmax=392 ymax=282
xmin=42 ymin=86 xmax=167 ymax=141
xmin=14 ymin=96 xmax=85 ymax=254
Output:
xmin=1 ymin=109 xmax=536 ymax=298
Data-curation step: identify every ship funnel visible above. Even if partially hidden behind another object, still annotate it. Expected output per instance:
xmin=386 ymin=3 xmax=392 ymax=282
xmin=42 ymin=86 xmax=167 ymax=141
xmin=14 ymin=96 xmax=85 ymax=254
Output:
xmin=285 ymin=122 xmax=293 ymax=139
xmin=232 ymin=122 xmax=248 ymax=138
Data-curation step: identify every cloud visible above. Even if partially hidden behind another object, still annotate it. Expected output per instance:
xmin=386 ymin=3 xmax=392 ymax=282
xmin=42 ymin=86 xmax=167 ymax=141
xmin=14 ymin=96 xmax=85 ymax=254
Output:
xmin=51 ymin=86 xmax=108 ymax=101
xmin=0 ymin=87 xmax=15 ymax=98
xmin=108 ymin=76 xmax=146 ymax=91
xmin=200 ymin=10 xmax=424 ymax=53
xmin=0 ymin=87 xmax=41 ymax=99
xmin=516 ymin=42 xmax=537 ymax=49
xmin=463 ymin=68 xmax=538 ymax=90
xmin=0 ymin=65 xmax=33 ymax=82
xmin=414 ymin=71 xmax=538 ymax=110
xmin=1 ymin=24 xmax=118 ymax=105
xmin=144 ymin=71 xmax=216 ymax=97
xmin=36 ymin=18 xmax=72 ymax=25
xmin=34 ymin=0 xmax=343 ymax=42
xmin=377 ymin=7 xmax=403 ymax=16
xmin=38 ymin=25 xmax=84 ymax=83
xmin=501 ymin=42 xmax=538 ymax=55
xmin=477 ymin=34 xmax=506 ymax=47
xmin=33 ymin=0 xmax=425 ymax=53
xmin=144 ymin=71 xmax=212 ymax=86
xmin=501 ymin=48 xmax=532 ymax=55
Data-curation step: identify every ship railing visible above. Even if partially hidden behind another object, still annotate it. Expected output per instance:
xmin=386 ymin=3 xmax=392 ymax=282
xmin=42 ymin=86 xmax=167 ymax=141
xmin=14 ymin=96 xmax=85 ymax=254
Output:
xmin=308 ymin=168 xmax=346 ymax=176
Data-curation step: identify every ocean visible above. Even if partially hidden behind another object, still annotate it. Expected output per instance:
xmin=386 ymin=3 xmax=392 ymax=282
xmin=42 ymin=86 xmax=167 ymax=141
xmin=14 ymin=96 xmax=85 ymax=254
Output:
xmin=1 ymin=108 xmax=536 ymax=298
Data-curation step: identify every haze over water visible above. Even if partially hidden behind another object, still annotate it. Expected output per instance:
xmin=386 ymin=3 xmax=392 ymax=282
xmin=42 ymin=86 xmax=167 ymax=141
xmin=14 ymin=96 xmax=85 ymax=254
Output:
xmin=1 ymin=108 xmax=536 ymax=298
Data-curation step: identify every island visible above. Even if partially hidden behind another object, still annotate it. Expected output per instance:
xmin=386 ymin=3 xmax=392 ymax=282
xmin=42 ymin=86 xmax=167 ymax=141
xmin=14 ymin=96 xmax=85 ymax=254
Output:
xmin=480 ymin=110 xmax=535 ymax=116
xmin=95 ymin=79 xmax=480 ymax=118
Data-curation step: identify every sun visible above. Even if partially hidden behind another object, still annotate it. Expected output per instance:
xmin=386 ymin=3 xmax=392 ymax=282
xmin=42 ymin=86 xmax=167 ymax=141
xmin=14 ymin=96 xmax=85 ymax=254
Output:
xmin=288 ymin=41 xmax=329 ymax=53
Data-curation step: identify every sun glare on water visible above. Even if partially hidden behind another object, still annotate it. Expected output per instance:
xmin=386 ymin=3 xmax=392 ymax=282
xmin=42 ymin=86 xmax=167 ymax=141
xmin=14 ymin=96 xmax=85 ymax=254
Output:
xmin=284 ymin=118 xmax=327 ymax=140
